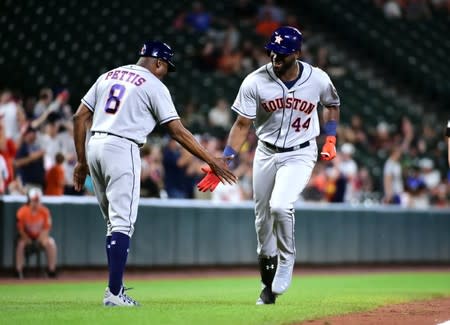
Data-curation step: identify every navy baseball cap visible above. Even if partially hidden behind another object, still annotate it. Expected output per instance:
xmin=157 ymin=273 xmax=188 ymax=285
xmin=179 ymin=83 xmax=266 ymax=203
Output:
xmin=139 ymin=40 xmax=176 ymax=72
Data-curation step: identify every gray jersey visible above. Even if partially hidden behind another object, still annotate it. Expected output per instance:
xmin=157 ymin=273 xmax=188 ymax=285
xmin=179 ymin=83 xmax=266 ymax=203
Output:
xmin=82 ymin=64 xmax=180 ymax=144
xmin=231 ymin=61 xmax=340 ymax=148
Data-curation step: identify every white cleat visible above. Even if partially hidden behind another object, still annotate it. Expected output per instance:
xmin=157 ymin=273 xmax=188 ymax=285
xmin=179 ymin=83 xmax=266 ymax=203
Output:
xmin=271 ymin=262 xmax=294 ymax=295
xmin=103 ymin=286 xmax=140 ymax=307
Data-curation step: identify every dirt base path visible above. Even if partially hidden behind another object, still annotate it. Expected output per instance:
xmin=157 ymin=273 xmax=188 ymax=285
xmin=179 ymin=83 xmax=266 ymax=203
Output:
xmin=300 ymin=297 xmax=450 ymax=325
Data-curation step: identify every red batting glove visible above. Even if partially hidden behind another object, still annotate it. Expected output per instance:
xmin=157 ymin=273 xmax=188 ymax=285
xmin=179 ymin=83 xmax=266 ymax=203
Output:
xmin=197 ymin=166 xmax=221 ymax=192
xmin=320 ymin=136 xmax=336 ymax=161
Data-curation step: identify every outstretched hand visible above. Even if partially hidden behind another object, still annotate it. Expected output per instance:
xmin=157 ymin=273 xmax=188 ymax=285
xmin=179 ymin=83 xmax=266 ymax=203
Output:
xmin=197 ymin=158 xmax=237 ymax=192
xmin=197 ymin=166 xmax=221 ymax=192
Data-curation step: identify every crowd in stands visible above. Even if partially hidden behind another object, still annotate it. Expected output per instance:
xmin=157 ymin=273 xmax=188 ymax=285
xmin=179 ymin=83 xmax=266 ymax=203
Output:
xmin=0 ymin=0 xmax=448 ymax=207
xmin=373 ymin=0 xmax=450 ymax=19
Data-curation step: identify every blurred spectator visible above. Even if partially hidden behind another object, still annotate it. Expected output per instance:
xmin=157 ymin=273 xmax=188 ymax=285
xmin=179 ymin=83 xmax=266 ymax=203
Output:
xmin=314 ymin=46 xmax=346 ymax=78
xmin=15 ymin=187 xmax=57 ymax=279
xmin=163 ymin=139 xmax=193 ymax=198
xmin=233 ymin=149 xmax=254 ymax=200
xmin=140 ymin=145 xmax=165 ymax=198
xmin=255 ymin=9 xmax=281 ymax=38
xmin=383 ymin=147 xmax=404 ymax=204
xmin=208 ymin=97 xmax=232 ymax=131
xmin=257 ymin=0 xmax=285 ymax=23
xmin=172 ymin=10 xmax=187 ymax=30
xmin=403 ymin=164 xmax=429 ymax=208
xmin=430 ymin=180 xmax=449 ymax=207
xmin=399 ymin=117 xmax=415 ymax=152
xmin=348 ymin=114 xmax=368 ymax=147
xmin=195 ymin=38 xmax=221 ymax=71
xmin=45 ymin=152 xmax=65 ymax=196
xmin=211 ymin=182 xmax=243 ymax=202
xmin=0 ymin=118 xmax=17 ymax=188
xmin=240 ymin=40 xmax=258 ymax=74
xmin=283 ymin=13 xmax=302 ymax=31
xmin=418 ymin=157 xmax=441 ymax=190
xmin=33 ymin=88 xmax=53 ymax=119
xmin=303 ymin=161 xmax=327 ymax=201
xmin=323 ymin=161 xmax=347 ymax=203
xmin=185 ymin=1 xmax=212 ymax=33
xmin=14 ymin=125 xmax=46 ymax=191
xmin=233 ymin=0 xmax=258 ymax=27
xmin=383 ymin=0 xmax=403 ymax=18
xmin=8 ymin=175 xmax=26 ymax=195
xmin=338 ymin=143 xmax=359 ymax=202
xmin=31 ymin=89 xmax=70 ymax=130
xmin=40 ymin=116 xmax=65 ymax=170
xmin=405 ymin=0 xmax=432 ymax=19
xmin=217 ymin=42 xmax=242 ymax=75
xmin=252 ymin=46 xmax=270 ymax=67
xmin=179 ymin=100 xmax=206 ymax=134
xmin=429 ymin=0 xmax=450 ymax=13
xmin=354 ymin=166 xmax=374 ymax=199
xmin=0 ymin=89 xmax=26 ymax=143
xmin=0 ymin=154 xmax=8 ymax=194
xmin=370 ymin=121 xmax=393 ymax=157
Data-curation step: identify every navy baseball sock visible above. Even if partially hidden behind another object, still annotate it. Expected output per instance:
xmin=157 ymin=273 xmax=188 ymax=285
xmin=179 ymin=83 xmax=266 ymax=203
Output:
xmin=109 ymin=232 xmax=130 ymax=296
xmin=106 ymin=235 xmax=112 ymax=270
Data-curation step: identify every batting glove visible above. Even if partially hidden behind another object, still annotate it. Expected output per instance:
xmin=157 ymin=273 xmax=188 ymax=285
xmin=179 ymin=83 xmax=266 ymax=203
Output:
xmin=197 ymin=166 xmax=221 ymax=192
xmin=320 ymin=136 xmax=336 ymax=161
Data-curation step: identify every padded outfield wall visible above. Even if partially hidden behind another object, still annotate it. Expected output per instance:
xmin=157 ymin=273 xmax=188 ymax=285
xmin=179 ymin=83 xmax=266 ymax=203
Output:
xmin=1 ymin=196 xmax=449 ymax=269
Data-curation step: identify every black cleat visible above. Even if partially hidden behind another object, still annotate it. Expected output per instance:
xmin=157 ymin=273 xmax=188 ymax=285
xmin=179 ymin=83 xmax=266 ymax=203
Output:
xmin=256 ymin=286 xmax=276 ymax=305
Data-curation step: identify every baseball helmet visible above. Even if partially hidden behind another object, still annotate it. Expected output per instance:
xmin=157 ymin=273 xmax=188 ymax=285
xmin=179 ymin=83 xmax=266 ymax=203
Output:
xmin=139 ymin=40 xmax=176 ymax=72
xmin=265 ymin=26 xmax=303 ymax=55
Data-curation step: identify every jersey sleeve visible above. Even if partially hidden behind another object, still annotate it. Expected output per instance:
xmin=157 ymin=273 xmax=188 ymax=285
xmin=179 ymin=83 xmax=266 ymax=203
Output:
xmin=81 ymin=75 xmax=102 ymax=112
xmin=231 ymin=76 xmax=257 ymax=119
xmin=149 ymin=84 xmax=180 ymax=124
xmin=319 ymin=71 xmax=340 ymax=108
xmin=446 ymin=120 xmax=450 ymax=137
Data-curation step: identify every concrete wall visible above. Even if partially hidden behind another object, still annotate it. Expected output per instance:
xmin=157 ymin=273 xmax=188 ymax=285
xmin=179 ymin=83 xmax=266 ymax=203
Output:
xmin=1 ymin=196 xmax=449 ymax=268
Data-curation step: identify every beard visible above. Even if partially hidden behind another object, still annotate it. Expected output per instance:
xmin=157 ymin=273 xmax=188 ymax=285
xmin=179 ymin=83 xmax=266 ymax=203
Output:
xmin=272 ymin=55 xmax=297 ymax=77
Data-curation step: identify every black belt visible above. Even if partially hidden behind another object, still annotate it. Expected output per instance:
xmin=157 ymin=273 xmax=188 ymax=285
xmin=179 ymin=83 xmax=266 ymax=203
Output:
xmin=91 ymin=131 xmax=144 ymax=148
xmin=262 ymin=140 xmax=309 ymax=153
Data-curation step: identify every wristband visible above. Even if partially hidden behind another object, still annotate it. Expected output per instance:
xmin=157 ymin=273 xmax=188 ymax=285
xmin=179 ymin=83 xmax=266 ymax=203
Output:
xmin=447 ymin=120 xmax=450 ymax=137
xmin=324 ymin=120 xmax=337 ymax=136
xmin=223 ymin=145 xmax=237 ymax=168
xmin=223 ymin=145 xmax=237 ymax=158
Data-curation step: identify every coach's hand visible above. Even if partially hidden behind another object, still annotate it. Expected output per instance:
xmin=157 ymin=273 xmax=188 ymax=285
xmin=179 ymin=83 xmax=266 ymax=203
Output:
xmin=73 ymin=162 xmax=89 ymax=192
xmin=320 ymin=136 xmax=336 ymax=161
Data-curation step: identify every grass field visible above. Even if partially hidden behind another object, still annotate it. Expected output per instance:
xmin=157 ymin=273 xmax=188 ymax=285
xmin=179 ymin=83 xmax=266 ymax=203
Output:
xmin=1 ymin=272 xmax=450 ymax=325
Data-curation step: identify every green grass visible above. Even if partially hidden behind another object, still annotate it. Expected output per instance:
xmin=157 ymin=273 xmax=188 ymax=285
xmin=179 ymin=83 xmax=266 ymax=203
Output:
xmin=1 ymin=272 xmax=450 ymax=325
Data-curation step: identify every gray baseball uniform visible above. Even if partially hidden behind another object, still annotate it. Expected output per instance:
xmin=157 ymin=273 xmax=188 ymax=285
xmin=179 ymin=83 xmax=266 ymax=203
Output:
xmin=232 ymin=59 xmax=340 ymax=293
xmin=82 ymin=64 xmax=179 ymax=236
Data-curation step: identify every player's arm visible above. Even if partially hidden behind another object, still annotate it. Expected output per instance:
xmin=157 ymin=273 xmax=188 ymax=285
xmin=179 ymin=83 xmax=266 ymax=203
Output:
xmin=72 ymin=103 xmax=93 ymax=191
xmin=165 ymin=119 xmax=237 ymax=185
xmin=320 ymin=105 xmax=339 ymax=160
xmin=226 ymin=115 xmax=253 ymax=155
xmin=383 ymin=172 xmax=393 ymax=203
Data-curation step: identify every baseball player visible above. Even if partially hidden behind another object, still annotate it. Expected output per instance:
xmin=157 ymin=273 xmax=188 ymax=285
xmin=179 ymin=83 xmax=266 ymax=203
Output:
xmin=198 ymin=26 xmax=340 ymax=304
xmin=72 ymin=40 xmax=236 ymax=307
